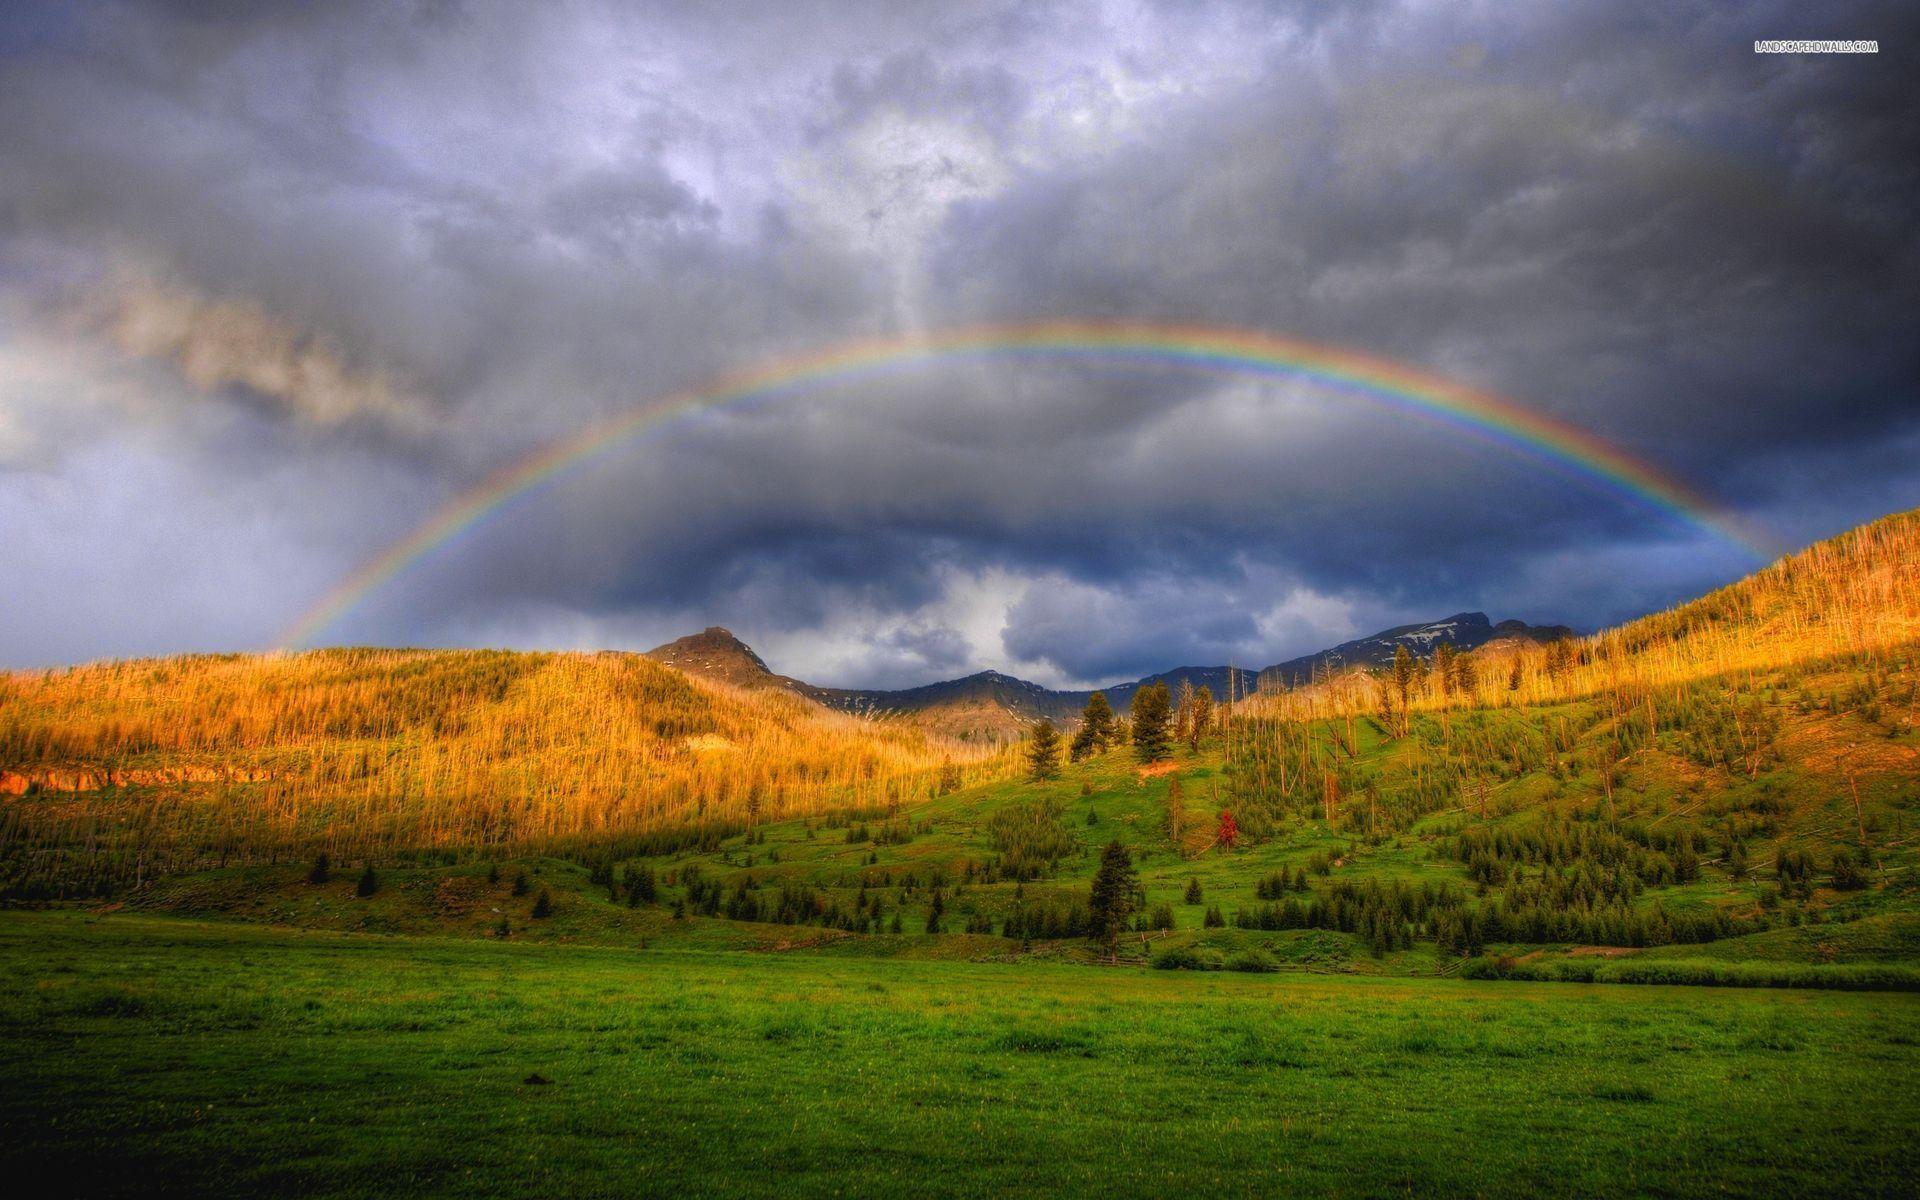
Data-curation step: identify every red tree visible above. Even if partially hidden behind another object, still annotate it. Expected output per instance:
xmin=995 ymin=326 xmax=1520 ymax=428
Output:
xmin=1216 ymin=810 xmax=1239 ymax=850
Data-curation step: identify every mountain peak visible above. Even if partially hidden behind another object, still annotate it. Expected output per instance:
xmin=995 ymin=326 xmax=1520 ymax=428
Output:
xmin=645 ymin=627 xmax=777 ymax=687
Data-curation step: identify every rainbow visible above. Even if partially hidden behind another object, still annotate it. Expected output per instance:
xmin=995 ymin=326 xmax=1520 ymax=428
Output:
xmin=277 ymin=320 xmax=1772 ymax=650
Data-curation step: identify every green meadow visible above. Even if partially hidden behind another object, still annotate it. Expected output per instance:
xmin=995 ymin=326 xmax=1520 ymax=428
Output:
xmin=3 ymin=910 xmax=1916 ymax=1199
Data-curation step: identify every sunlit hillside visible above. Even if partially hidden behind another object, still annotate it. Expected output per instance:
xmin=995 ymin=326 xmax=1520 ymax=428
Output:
xmin=1250 ymin=508 xmax=1920 ymax=724
xmin=0 ymin=649 xmax=1006 ymax=898
xmin=1216 ymin=511 xmax=1919 ymax=859
xmin=2 ymin=510 xmax=1914 ymax=909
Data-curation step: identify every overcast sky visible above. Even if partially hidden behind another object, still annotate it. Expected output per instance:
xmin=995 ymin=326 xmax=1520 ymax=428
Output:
xmin=1 ymin=1 xmax=1915 ymax=688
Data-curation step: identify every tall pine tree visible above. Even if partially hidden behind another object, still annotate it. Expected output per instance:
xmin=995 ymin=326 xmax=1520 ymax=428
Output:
xmin=1088 ymin=839 xmax=1139 ymax=962
xmin=1131 ymin=681 xmax=1172 ymax=762
xmin=1027 ymin=719 xmax=1062 ymax=780
xmin=1070 ymin=691 xmax=1117 ymax=761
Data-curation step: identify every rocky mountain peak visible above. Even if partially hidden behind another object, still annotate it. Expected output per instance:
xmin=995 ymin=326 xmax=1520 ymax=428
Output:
xmin=645 ymin=626 xmax=776 ymax=686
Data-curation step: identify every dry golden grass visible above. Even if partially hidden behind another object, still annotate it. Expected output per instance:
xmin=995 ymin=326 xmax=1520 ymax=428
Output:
xmin=0 ymin=648 xmax=1007 ymax=892
xmin=1246 ymin=508 xmax=1919 ymax=723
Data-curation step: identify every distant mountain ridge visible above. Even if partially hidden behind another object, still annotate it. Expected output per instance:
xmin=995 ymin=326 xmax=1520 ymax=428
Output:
xmin=644 ymin=612 xmax=1570 ymax=739
xmin=811 ymin=665 xmax=1264 ymax=727
xmin=1254 ymin=612 xmax=1573 ymax=691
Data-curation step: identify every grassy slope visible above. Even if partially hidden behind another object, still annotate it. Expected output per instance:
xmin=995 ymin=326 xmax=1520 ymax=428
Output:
xmin=3 ymin=911 xmax=1916 ymax=1200
xmin=0 ymin=648 xmax=1005 ymax=893
xmin=124 ymin=645 xmax=1920 ymax=982
xmin=5 ymin=511 xmax=1915 ymax=949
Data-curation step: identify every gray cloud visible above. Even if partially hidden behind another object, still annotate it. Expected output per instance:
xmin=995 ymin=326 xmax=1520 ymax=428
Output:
xmin=67 ymin=268 xmax=439 ymax=433
xmin=0 ymin=0 xmax=1915 ymax=681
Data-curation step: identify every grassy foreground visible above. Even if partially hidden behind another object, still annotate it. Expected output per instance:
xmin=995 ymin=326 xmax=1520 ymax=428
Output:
xmin=3 ymin=911 xmax=1916 ymax=1198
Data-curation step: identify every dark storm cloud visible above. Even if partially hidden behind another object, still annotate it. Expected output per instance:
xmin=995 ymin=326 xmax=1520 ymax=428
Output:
xmin=0 ymin=0 xmax=1915 ymax=683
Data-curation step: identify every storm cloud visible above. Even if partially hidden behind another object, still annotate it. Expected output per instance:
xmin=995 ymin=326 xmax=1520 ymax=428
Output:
xmin=1 ymin=1 xmax=1915 ymax=687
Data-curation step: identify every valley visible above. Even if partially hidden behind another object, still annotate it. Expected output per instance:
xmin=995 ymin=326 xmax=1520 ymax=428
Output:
xmin=3 ymin=508 xmax=1917 ymax=1198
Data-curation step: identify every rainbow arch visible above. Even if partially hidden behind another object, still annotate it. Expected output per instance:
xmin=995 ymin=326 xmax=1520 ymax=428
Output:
xmin=277 ymin=320 xmax=1771 ymax=650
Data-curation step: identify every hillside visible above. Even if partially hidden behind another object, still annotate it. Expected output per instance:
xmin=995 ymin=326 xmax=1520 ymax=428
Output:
xmin=646 ymin=616 xmax=1559 ymax=741
xmin=1 ymin=508 xmax=1905 ymax=990
xmin=0 ymin=648 xmax=1004 ymax=899
xmin=117 ymin=600 xmax=1920 ymax=978
xmin=4 ymin=507 xmax=1917 ymax=962
xmin=1250 ymin=508 xmax=1920 ymax=725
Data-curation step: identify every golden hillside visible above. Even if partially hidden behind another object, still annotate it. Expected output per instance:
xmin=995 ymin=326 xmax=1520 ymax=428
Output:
xmin=0 ymin=648 xmax=1004 ymax=895
xmin=1250 ymin=508 xmax=1919 ymax=722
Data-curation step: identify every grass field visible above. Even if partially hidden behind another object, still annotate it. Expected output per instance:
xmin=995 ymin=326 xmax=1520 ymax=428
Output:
xmin=3 ymin=910 xmax=1916 ymax=1198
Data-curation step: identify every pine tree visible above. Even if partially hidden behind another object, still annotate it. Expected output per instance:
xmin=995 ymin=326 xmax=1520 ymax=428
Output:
xmin=1131 ymin=682 xmax=1172 ymax=762
xmin=1071 ymin=692 xmax=1117 ymax=761
xmin=925 ymin=887 xmax=945 ymax=934
xmin=531 ymin=887 xmax=553 ymax=918
xmin=355 ymin=864 xmax=378 ymax=897
xmin=1183 ymin=877 xmax=1203 ymax=905
xmin=629 ymin=865 xmax=657 ymax=904
xmin=307 ymin=852 xmax=331 ymax=885
xmin=1674 ymin=832 xmax=1699 ymax=882
xmin=1088 ymin=840 xmax=1139 ymax=962
xmin=1027 ymin=720 xmax=1062 ymax=781
xmin=512 ymin=871 xmax=530 ymax=896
